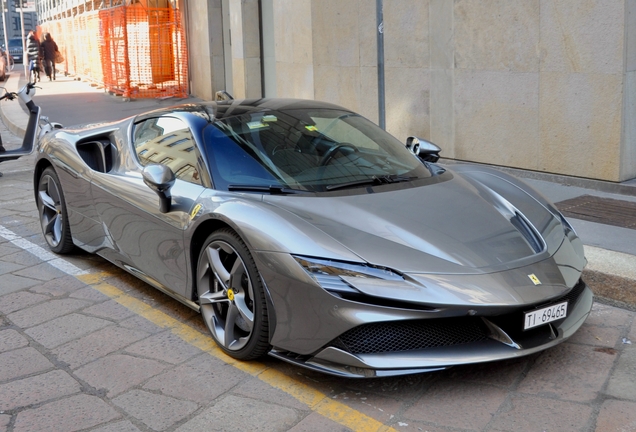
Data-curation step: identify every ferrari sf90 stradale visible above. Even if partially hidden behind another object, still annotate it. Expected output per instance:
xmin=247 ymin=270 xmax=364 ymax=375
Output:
xmin=34 ymin=98 xmax=592 ymax=377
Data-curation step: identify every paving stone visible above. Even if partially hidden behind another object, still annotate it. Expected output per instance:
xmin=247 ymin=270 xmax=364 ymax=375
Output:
xmin=12 ymin=394 xmax=120 ymax=432
xmin=0 ymin=291 xmax=49 ymax=314
xmin=595 ymin=400 xmax=636 ymax=431
xmin=0 ymin=328 xmax=29 ymax=352
xmin=314 ymin=368 xmax=432 ymax=402
xmin=323 ymin=389 xmax=403 ymax=425
xmin=441 ymin=357 xmax=530 ymax=388
xmin=91 ymin=420 xmax=143 ymax=432
xmin=119 ymin=315 xmax=164 ymax=335
xmin=124 ymin=330 xmax=203 ymax=365
xmin=70 ymin=286 xmax=112 ymax=302
xmin=144 ymin=354 xmax=246 ymax=402
xmin=0 ymin=259 xmax=25 ymax=275
xmin=52 ymin=326 xmax=150 ymax=369
xmin=403 ymin=380 xmax=508 ymax=429
xmin=488 ymin=394 xmax=593 ymax=431
xmin=152 ymin=300 xmax=199 ymax=323
xmin=0 ymin=414 xmax=10 ymax=430
xmin=567 ymin=324 xmax=623 ymax=347
xmin=517 ymin=343 xmax=617 ymax=402
xmin=13 ymin=261 xmax=68 ymax=281
xmin=175 ymin=395 xmax=299 ymax=432
xmin=0 ymin=370 xmax=80 ymax=410
xmin=74 ymin=354 xmax=167 ymax=397
xmin=0 ymin=242 xmax=21 ymax=257
xmin=0 ymin=273 xmax=39 ymax=295
xmin=287 ymin=412 xmax=352 ymax=432
xmin=232 ymin=375 xmax=310 ymax=411
xmin=84 ymin=300 xmax=138 ymax=321
xmin=2 ymin=250 xmax=44 ymax=266
xmin=584 ymin=302 xmax=634 ymax=329
xmin=24 ymin=313 xmax=112 ymax=349
xmin=0 ymin=347 xmax=54 ymax=382
xmin=112 ymin=390 xmax=199 ymax=431
xmin=381 ymin=421 xmax=448 ymax=432
xmin=605 ymin=346 xmax=636 ymax=401
xmin=31 ymin=274 xmax=89 ymax=297
xmin=8 ymin=298 xmax=93 ymax=328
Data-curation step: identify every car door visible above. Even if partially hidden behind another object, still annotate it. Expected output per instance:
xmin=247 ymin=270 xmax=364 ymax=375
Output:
xmin=90 ymin=115 xmax=207 ymax=298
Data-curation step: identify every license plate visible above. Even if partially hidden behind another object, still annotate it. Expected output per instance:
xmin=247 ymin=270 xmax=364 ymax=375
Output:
xmin=524 ymin=301 xmax=568 ymax=330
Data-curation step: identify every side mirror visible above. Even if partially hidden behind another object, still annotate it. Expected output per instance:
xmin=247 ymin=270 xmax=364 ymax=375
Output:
xmin=406 ymin=136 xmax=441 ymax=163
xmin=142 ymin=164 xmax=175 ymax=213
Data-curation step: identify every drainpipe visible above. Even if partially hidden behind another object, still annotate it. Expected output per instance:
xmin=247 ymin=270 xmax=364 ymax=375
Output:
xmin=376 ymin=0 xmax=385 ymax=129
xmin=258 ymin=0 xmax=265 ymax=98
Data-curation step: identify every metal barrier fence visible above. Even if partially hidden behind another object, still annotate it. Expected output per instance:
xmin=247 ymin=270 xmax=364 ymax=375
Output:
xmin=41 ymin=3 xmax=188 ymax=99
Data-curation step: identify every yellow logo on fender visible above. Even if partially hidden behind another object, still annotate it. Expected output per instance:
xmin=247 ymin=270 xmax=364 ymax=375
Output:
xmin=528 ymin=274 xmax=541 ymax=285
xmin=227 ymin=289 xmax=235 ymax=301
xmin=189 ymin=204 xmax=202 ymax=220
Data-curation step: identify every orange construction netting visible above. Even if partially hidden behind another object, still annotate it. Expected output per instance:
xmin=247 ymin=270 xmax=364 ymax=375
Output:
xmin=41 ymin=3 xmax=188 ymax=99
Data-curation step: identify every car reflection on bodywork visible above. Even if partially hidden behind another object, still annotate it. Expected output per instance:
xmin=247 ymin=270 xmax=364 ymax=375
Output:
xmin=33 ymin=97 xmax=593 ymax=378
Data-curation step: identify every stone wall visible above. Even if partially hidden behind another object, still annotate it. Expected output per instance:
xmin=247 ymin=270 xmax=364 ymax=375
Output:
xmin=187 ymin=0 xmax=636 ymax=182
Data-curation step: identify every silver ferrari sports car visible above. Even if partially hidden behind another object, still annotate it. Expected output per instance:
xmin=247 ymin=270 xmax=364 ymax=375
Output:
xmin=33 ymin=98 xmax=592 ymax=378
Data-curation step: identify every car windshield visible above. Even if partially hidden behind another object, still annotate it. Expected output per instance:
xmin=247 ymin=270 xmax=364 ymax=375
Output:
xmin=203 ymin=108 xmax=431 ymax=193
xmin=8 ymin=39 xmax=22 ymax=48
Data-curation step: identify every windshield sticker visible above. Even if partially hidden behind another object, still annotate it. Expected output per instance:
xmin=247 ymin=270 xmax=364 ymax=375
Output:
xmin=305 ymin=125 xmax=318 ymax=132
xmin=247 ymin=121 xmax=268 ymax=130
xmin=262 ymin=115 xmax=277 ymax=122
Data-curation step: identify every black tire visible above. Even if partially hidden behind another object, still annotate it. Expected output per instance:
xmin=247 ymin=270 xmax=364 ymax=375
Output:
xmin=37 ymin=167 xmax=74 ymax=254
xmin=197 ymin=228 xmax=269 ymax=360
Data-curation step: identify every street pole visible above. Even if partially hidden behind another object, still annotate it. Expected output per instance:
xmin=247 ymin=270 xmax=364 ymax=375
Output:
xmin=376 ymin=0 xmax=385 ymax=130
xmin=0 ymin=0 xmax=9 ymax=72
xmin=19 ymin=1 xmax=26 ymax=79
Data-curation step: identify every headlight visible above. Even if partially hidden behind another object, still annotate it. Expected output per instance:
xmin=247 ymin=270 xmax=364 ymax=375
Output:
xmin=293 ymin=256 xmax=403 ymax=295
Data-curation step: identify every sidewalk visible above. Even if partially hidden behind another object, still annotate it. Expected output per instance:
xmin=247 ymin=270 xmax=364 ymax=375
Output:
xmin=2 ymin=68 xmax=635 ymax=310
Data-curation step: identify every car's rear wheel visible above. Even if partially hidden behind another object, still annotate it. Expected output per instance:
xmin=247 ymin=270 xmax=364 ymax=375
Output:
xmin=37 ymin=167 xmax=74 ymax=254
xmin=197 ymin=228 xmax=269 ymax=360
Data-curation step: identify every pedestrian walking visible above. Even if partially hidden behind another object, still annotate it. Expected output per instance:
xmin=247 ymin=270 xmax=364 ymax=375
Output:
xmin=26 ymin=30 xmax=42 ymax=83
xmin=41 ymin=32 xmax=58 ymax=81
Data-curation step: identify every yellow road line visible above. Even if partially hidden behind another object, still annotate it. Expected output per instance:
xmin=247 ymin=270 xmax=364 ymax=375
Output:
xmin=77 ymin=272 xmax=398 ymax=432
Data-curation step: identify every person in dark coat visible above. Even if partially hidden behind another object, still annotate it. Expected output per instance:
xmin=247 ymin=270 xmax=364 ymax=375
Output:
xmin=26 ymin=30 xmax=41 ymax=83
xmin=41 ymin=32 xmax=58 ymax=81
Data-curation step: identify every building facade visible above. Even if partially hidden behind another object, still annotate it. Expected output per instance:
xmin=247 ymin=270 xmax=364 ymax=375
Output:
xmin=1 ymin=1 xmax=37 ymax=40
xmin=39 ymin=0 xmax=636 ymax=183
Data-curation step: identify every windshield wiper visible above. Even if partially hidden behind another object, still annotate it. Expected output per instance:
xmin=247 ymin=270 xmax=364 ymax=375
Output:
xmin=227 ymin=184 xmax=309 ymax=195
xmin=326 ymin=175 xmax=417 ymax=191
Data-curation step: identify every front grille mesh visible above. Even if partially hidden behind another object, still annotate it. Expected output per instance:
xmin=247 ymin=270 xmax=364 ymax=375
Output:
xmin=552 ymin=279 xmax=586 ymax=306
xmin=332 ymin=317 xmax=489 ymax=355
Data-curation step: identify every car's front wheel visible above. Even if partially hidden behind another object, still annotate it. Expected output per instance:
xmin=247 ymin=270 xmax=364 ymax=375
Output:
xmin=197 ymin=228 xmax=269 ymax=360
xmin=37 ymin=167 xmax=74 ymax=254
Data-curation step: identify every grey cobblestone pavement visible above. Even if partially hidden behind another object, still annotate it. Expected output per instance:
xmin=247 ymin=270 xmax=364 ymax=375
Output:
xmin=0 ymin=72 xmax=635 ymax=431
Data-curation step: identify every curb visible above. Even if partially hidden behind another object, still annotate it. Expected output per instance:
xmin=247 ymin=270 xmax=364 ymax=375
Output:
xmin=583 ymin=245 xmax=636 ymax=310
xmin=441 ymin=159 xmax=636 ymax=197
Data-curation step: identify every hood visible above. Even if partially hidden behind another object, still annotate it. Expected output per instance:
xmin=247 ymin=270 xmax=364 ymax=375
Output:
xmin=264 ymin=171 xmax=561 ymax=275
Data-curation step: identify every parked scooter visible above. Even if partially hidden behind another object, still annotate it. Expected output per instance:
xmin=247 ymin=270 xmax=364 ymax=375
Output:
xmin=0 ymin=83 xmax=62 ymax=177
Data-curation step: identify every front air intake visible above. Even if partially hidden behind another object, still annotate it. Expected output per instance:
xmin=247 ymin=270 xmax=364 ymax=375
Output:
xmin=330 ymin=317 xmax=489 ymax=354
